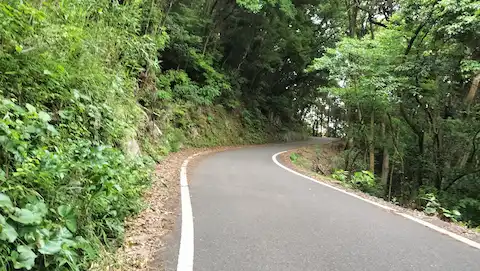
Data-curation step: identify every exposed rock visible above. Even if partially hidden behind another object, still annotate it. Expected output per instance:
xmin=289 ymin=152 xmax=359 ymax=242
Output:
xmin=190 ymin=127 xmax=199 ymax=138
xmin=125 ymin=138 xmax=141 ymax=157
xmin=148 ymin=121 xmax=163 ymax=139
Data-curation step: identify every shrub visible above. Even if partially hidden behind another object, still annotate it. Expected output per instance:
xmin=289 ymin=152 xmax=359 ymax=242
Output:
xmin=0 ymin=99 xmax=153 ymax=270
xmin=289 ymin=152 xmax=299 ymax=163
xmin=421 ymin=193 xmax=461 ymax=222
xmin=455 ymin=198 xmax=480 ymax=227
xmin=351 ymin=171 xmax=375 ymax=191
xmin=331 ymin=169 xmax=348 ymax=182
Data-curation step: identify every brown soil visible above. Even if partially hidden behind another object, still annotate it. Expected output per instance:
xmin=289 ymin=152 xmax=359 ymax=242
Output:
xmin=280 ymin=146 xmax=480 ymax=244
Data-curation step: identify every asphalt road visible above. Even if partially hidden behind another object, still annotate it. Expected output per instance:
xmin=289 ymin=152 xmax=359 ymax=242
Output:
xmin=166 ymin=138 xmax=480 ymax=270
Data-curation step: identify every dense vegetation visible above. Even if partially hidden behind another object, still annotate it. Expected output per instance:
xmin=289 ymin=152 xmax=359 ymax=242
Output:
xmin=0 ymin=0 xmax=478 ymax=269
xmin=308 ymin=0 xmax=480 ymax=227
xmin=0 ymin=0 xmax=328 ymax=270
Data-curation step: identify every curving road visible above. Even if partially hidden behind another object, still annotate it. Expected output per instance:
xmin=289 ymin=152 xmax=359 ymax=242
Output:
xmin=165 ymin=139 xmax=480 ymax=270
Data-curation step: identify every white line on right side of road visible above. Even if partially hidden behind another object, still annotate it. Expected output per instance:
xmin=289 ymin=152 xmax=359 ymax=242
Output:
xmin=272 ymin=151 xmax=480 ymax=251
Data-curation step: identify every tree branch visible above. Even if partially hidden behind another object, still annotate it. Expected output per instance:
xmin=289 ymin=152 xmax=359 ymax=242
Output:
xmin=404 ymin=1 xmax=438 ymax=55
xmin=468 ymin=129 xmax=480 ymax=163
xmin=444 ymin=169 xmax=480 ymax=191
xmin=369 ymin=18 xmax=387 ymax=28
xmin=399 ymin=102 xmax=422 ymax=136
xmin=355 ymin=5 xmax=388 ymax=28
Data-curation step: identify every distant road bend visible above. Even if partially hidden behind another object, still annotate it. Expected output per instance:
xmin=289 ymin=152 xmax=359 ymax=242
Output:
xmin=167 ymin=138 xmax=480 ymax=271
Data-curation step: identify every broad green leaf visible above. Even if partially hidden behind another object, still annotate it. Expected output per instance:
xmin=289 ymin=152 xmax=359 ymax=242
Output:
xmin=0 ymin=214 xmax=18 ymax=242
xmin=15 ymin=45 xmax=23 ymax=53
xmin=38 ymin=111 xmax=51 ymax=122
xmin=424 ymin=207 xmax=437 ymax=215
xmin=25 ymin=103 xmax=36 ymax=113
xmin=57 ymin=205 xmax=73 ymax=218
xmin=57 ymin=227 xmax=73 ymax=239
xmin=10 ymin=208 xmax=42 ymax=225
xmin=66 ymin=218 xmax=77 ymax=233
xmin=12 ymin=245 xmax=37 ymax=270
xmin=58 ymin=205 xmax=78 ymax=233
xmin=46 ymin=124 xmax=58 ymax=135
xmin=0 ymin=193 xmax=13 ymax=209
xmin=38 ymin=240 xmax=62 ymax=255
xmin=28 ymin=201 xmax=48 ymax=216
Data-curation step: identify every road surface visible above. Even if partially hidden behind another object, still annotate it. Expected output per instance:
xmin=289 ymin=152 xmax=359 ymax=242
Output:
xmin=165 ymin=139 xmax=480 ymax=270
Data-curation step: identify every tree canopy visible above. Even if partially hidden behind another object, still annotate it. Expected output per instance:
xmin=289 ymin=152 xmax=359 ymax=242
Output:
xmin=309 ymin=0 xmax=480 ymax=226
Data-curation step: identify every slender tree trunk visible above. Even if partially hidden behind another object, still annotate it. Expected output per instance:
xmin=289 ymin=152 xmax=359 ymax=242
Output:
xmin=381 ymin=120 xmax=389 ymax=185
xmin=369 ymin=112 xmax=375 ymax=173
xmin=327 ymin=106 xmax=331 ymax=137
xmin=388 ymin=163 xmax=394 ymax=200
xmin=161 ymin=0 xmax=176 ymax=28
xmin=465 ymin=73 xmax=480 ymax=106
xmin=416 ymin=132 xmax=424 ymax=187
xmin=433 ymin=131 xmax=442 ymax=190
xmin=346 ymin=0 xmax=358 ymax=38
xmin=202 ymin=30 xmax=214 ymax=55
xmin=320 ymin=110 xmax=324 ymax=136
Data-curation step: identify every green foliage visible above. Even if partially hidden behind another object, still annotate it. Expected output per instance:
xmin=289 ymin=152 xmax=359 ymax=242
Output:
xmin=289 ymin=152 xmax=299 ymax=163
xmin=351 ymin=171 xmax=376 ymax=192
xmin=236 ymin=0 xmax=295 ymax=16
xmin=0 ymin=1 xmax=159 ymax=269
xmin=421 ymin=193 xmax=461 ymax=222
xmin=309 ymin=0 xmax=480 ymax=227
xmin=0 ymin=99 xmax=152 ymax=270
xmin=422 ymin=193 xmax=442 ymax=215
xmin=331 ymin=169 xmax=379 ymax=193
xmin=456 ymin=198 xmax=480 ymax=227
xmin=331 ymin=169 xmax=348 ymax=182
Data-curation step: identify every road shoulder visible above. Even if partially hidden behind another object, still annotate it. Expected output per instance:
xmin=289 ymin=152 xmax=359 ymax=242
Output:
xmin=277 ymin=146 xmax=480 ymax=246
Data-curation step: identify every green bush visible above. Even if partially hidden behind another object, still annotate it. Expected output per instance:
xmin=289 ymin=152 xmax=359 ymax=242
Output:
xmin=0 ymin=1 xmax=156 ymax=269
xmin=455 ymin=198 xmax=480 ymax=227
xmin=331 ymin=169 xmax=348 ymax=182
xmin=351 ymin=171 xmax=375 ymax=191
xmin=420 ymin=193 xmax=461 ymax=222
xmin=289 ymin=153 xmax=299 ymax=163
xmin=0 ymin=100 xmax=153 ymax=270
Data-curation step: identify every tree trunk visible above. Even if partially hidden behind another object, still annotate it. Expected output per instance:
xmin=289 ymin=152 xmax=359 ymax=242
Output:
xmin=381 ymin=121 xmax=389 ymax=185
xmin=161 ymin=0 xmax=176 ymax=28
xmin=388 ymin=163 xmax=394 ymax=201
xmin=369 ymin=112 xmax=375 ymax=173
xmin=416 ymin=132 xmax=424 ymax=187
xmin=312 ymin=120 xmax=318 ymax=136
xmin=346 ymin=0 xmax=358 ymax=38
xmin=320 ymin=111 xmax=324 ymax=137
xmin=465 ymin=73 xmax=480 ymax=105
xmin=327 ymin=107 xmax=331 ymax=137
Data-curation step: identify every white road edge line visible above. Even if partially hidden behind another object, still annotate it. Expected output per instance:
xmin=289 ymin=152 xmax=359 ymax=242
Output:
xmin=177 ymin=153 xmax=201 ymax=271
xmin=272 ymin=151 xmax=480 ymax=251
